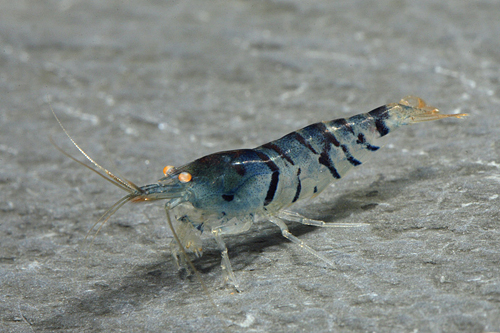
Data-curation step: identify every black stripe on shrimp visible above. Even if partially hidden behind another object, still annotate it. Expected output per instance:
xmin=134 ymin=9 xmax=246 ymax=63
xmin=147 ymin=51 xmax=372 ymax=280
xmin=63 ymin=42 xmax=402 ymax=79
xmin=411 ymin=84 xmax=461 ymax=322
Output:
xmin=368 ymin=105 xmax=391 ymax=136
xmin=255 ymin=151 xmax=280 ymax=206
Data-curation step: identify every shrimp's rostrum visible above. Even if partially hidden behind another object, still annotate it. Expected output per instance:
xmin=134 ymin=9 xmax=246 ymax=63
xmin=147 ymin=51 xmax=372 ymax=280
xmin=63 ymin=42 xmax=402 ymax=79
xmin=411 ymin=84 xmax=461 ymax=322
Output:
xmin=52 ymin=96 xmax=467 ymax=291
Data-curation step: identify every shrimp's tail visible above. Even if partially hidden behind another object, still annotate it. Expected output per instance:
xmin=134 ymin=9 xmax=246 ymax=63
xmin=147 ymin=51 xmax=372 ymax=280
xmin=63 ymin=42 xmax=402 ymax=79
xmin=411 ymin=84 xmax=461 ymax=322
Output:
xmin=391 ymin=96 xmax=468 ymax=123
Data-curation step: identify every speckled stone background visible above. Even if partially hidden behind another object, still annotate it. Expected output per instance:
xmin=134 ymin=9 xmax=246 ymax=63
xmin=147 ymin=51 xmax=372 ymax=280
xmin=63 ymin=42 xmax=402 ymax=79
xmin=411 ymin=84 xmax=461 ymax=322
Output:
xmin=1 ymin=1 xmax=499 ymax=332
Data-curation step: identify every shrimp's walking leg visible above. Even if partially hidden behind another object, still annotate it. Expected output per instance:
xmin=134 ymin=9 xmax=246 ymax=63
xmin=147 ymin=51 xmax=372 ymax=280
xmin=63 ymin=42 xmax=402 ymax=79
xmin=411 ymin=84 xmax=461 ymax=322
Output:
xmin=277 ymin=210 xmax=369 ymax=228
xmin=210 ymin=215 xmax=253 ymax=291
xmin=211 ymin=228 xmax=240 ymax=292
xmin=268 ymin=216 xmax=336 ymax=268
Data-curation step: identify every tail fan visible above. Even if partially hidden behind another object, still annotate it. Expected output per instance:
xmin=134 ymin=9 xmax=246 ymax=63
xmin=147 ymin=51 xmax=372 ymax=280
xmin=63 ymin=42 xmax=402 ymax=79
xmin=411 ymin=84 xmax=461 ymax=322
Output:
xmin=396 ymin=96 xmax=468 ymax=123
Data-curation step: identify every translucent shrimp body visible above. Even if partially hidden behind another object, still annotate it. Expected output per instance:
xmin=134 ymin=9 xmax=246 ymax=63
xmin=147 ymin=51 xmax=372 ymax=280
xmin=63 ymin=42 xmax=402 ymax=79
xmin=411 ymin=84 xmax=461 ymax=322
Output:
xmin=52 ymin=96 xmax=466 ymax=291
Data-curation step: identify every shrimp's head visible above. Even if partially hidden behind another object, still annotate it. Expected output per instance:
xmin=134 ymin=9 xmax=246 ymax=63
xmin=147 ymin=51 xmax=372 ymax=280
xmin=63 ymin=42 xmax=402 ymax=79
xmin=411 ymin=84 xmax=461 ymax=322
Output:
xmin=130 ymin=165 xmax=196 ymax=208
xmin=133 ymin=148 xmax=271 ymax=215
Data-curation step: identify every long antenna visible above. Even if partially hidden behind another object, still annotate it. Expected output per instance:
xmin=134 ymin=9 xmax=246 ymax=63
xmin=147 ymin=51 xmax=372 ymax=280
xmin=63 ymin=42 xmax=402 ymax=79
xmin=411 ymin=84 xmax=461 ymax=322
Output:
xmin=50 ymin=104 xmax=143 ymax=193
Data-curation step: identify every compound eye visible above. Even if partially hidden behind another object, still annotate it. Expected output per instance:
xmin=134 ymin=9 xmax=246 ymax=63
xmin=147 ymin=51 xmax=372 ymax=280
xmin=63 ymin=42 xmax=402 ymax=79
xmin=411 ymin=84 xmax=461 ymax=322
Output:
xmin=178 ymin=172 xmax=192 ymax=183
xmin=163 ymin=165 xmax=175 ymax=176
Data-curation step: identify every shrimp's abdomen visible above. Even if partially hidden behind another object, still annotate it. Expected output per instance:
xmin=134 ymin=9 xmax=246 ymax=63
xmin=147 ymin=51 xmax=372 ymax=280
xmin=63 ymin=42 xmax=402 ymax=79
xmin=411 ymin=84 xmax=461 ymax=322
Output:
xmin=248 ymin=96 xmax=466 ymax=211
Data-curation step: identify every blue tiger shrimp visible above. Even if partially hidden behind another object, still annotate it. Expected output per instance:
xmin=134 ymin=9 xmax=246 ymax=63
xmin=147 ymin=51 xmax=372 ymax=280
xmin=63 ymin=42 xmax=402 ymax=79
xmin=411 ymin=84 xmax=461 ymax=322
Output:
xmin=52 ymin=96 xmax=467 ymax=291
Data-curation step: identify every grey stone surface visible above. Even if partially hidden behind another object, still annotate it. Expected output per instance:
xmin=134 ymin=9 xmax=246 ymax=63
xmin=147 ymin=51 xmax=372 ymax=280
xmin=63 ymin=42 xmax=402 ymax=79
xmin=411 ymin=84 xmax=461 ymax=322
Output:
xmin=0 ymin=0 xmax=499 ymax=332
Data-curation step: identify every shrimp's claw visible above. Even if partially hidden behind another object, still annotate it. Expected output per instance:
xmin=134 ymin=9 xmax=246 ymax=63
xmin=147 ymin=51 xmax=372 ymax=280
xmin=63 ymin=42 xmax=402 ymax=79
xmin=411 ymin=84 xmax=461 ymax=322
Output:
xmin=395 ymin=95 xmax=468 ymax=123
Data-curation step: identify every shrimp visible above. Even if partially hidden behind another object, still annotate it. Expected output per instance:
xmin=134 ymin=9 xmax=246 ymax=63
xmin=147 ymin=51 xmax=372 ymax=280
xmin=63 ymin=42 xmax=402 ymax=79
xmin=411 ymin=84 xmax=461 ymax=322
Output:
xmin=51 ymin=96 xmax=467 ymax=291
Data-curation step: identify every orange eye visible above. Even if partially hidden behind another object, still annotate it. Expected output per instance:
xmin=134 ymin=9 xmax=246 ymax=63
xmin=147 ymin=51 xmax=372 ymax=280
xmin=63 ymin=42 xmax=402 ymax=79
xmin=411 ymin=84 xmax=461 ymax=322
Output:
xmin=178 ymin=172 xmax=192 ymax=183
xmin=163 ymin=165 xmax=175 ymax=176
